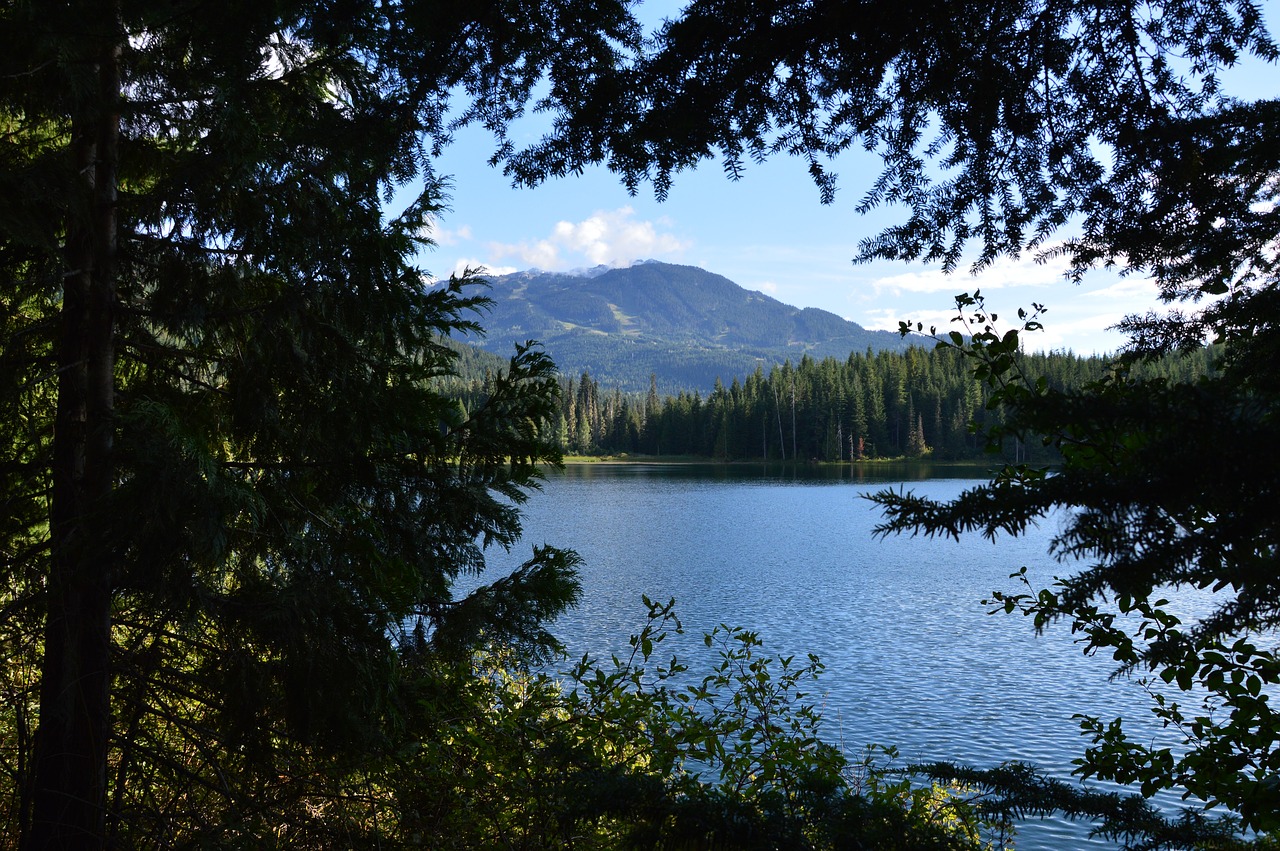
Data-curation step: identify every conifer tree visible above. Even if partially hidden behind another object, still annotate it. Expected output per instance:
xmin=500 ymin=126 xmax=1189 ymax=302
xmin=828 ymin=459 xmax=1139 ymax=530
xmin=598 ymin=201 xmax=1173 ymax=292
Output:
xmin=0 ymin=0 xmax=639 ymax=846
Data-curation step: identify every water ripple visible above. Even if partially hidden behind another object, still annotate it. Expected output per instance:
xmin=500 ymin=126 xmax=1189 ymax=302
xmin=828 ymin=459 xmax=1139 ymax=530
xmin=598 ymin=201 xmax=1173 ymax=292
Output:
xmin=483 ymin=466 xmax=1205 ymax=850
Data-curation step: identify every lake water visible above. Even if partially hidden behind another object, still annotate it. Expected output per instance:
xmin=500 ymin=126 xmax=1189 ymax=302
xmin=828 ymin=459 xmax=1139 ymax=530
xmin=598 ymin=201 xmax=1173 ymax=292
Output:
xmin=485 ymin=462 xmax=1193 ymax=849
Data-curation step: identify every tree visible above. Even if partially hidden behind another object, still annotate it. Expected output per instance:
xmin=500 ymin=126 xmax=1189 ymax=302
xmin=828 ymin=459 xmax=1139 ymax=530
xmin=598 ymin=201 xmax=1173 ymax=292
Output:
xmin=510 ymin=0 xmax=1276 ymax=286
xmin=877 ymin=297 xmax=1280 ymax=835
xmin=905 ymin=411 xmax=929 ymax=458
xmin=497 ymin=0 xmax=1280 ymax=839
xmin=1 ymin=0 xmax=640 ymax=846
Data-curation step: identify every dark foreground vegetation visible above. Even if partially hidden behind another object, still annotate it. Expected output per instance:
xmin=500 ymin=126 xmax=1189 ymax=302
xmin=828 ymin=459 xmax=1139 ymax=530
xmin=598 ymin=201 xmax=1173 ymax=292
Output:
xmin=3 ymin=0 xmax=1277 ymax=849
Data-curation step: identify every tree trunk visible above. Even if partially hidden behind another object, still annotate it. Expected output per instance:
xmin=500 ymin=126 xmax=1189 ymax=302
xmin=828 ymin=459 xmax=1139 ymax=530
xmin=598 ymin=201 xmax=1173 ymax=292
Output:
xmin=771 ymin=384 xmax=785 ymax=461
xmin=789 ymin=375 xmax=796 ymax=461
xmin=24 ymin=21 xmax=121 ymax=851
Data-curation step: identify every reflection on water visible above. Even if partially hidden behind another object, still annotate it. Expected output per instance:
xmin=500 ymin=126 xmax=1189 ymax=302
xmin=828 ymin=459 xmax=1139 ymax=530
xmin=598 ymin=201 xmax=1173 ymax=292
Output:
xmin=551 ymin=459 xmax=1007 ymax=484
xmin=486 ymin=463 xmax=1193 ymax=850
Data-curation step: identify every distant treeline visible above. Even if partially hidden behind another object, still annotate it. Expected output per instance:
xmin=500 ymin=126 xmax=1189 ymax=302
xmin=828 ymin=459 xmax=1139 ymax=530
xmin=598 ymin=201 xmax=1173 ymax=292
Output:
xmin=452 ymin=344 xmax=1217 ymax=463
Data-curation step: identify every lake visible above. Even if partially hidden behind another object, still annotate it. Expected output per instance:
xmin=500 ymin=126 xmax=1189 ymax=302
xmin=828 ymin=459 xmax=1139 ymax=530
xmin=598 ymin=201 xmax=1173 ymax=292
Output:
xmin=484 ymin=462 xmax=1188 ymax=849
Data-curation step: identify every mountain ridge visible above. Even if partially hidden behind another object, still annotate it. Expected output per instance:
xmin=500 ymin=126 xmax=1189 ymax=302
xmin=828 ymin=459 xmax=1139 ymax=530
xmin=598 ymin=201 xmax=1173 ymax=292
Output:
xmin=464 ymin=261 xmax=917 ymax=392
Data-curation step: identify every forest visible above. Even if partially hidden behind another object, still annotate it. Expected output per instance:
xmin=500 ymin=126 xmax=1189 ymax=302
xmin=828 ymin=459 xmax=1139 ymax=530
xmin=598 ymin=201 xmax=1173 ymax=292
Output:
xmin=453 ymin=344 xmax=1220 ymax=463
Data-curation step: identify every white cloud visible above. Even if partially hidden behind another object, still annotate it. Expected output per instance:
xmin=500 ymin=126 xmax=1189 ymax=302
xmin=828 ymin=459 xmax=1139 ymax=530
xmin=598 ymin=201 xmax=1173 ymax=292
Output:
xmin=872 ymin=270 xmax=974 ymax=296
xmin=1080 ymin=276 xmax=1160 ymax=301
xmin=1032 ymin=316 xmax=1127 ymax=353
xmin=755 ymin=281 xmax=779 ymax=295
xmin=861 ymin=307 xmax=957 ymax=335
xmin=440 ymin=258 xmax=519 ymax=280
xmin=871 ymin=250 xmax=1068 ymax=296
xmin=854 ymin=247 xmax=1174 ymax=355
xmin=488 ymin=207 xmax=690 ymax=270
xmin=427 ymin=223 xmax=471 ymax=247
xmin=860 ymin=302 xmax=1136 ymax=356
xmin=489 ymin=238 xmax=560 ymax=270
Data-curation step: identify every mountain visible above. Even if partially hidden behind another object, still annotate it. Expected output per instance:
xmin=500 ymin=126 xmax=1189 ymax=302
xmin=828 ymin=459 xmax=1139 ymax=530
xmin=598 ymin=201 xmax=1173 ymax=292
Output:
xmin=462 ymin=261 xmax=918 ymax=392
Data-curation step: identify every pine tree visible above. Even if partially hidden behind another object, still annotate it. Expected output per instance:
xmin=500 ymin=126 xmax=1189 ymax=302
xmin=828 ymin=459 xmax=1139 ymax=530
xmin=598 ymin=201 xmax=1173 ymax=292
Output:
xmin=906 ymin=412 xmax=929 ymax=457
xmin=0 ymin=0 xmax=638 ymax=845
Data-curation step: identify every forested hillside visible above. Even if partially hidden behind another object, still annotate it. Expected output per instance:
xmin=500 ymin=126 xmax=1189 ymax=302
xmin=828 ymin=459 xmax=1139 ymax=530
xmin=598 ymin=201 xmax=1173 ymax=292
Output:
xmin=465 ymin=261 xmax=916 ymax=391
xmin=456 ymin=344 xmax=1219 ymax=462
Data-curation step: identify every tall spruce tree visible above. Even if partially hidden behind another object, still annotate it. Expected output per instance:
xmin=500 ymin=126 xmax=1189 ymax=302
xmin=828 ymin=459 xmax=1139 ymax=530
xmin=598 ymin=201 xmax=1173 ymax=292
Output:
xmin=0 ymin=1 xmax=638 ymax=847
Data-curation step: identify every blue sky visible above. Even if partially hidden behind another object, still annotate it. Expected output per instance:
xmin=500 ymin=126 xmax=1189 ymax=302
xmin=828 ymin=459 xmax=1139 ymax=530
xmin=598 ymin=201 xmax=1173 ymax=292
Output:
xmin=423 ymin=3 xmax=1279 ymax=356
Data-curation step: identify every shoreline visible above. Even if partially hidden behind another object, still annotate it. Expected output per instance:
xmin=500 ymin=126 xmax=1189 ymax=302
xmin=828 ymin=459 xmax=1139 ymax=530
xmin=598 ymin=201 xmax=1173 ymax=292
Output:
xmin=558 ymin=454 xmax=1004 ymax=469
